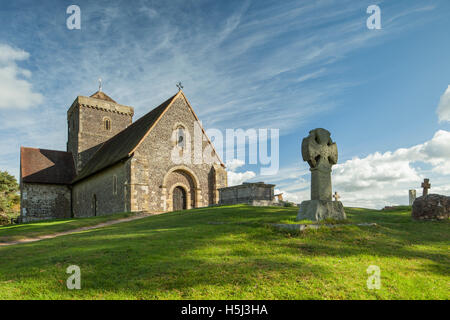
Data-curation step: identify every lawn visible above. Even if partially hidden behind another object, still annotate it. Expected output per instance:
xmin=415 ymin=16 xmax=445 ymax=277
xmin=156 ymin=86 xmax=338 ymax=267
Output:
xmin=0 ymin=205 xmax=448 ymax=299
xmin=0 ymin=212 xmax=136 ymax=242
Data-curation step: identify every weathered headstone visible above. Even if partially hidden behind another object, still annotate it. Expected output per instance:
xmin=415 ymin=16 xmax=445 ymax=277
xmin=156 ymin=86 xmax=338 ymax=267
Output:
xmin=409 ymin=189 xmax=416 ymax=205
xmin=296 ymin=128 xmax=346 ymax=221
xmin=421 ymin=179 xmax=431 ymax=196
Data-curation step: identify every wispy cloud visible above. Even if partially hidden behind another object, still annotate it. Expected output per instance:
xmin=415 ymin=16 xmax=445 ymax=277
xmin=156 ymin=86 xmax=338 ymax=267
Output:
xmin=0 ymin=0 xmax=444 ymax=190
xmin=437 ymin=85 xmax=450 ymax=123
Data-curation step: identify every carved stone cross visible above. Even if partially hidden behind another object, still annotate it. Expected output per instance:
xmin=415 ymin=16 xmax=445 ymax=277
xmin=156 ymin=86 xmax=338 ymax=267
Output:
xmin=302 ymin=128 xmax=338 ymax=201
xmin=333 ymin=192 xmax=340 ymax=202
xmin=421 ymin=178 xmax=431 ymax=196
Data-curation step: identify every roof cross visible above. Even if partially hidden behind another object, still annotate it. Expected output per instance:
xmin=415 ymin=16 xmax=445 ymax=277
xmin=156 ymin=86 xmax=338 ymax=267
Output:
xmin=333 ymin=192 xmax=341 ymax=202
xmin=98 ymin=77 xmax=103 ymax=92
xmin=176 ymin=82 xmax=183 ymax=91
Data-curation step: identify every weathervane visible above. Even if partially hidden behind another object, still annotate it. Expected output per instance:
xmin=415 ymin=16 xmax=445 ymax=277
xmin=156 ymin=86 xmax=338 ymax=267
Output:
xmin=176 ymin=82 xmax=183 ymax=91
xmin=98 ymin=77 xmax=102 ymax=92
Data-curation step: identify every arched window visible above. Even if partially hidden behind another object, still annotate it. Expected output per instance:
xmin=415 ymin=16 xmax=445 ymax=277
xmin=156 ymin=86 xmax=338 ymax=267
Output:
xmin=104 ymin=118 xmax=111 ymax=131
xmin=176 ymin=126 xmax=186 ymax=148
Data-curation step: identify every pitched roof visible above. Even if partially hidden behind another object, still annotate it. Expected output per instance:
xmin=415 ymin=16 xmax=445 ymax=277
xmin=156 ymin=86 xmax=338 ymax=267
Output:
xmin=73 ymin=92 xmax=179 ymax=182
xmin=89 ymin=91 xmax=116 ymax=103
xmin=21 ymin=147 xmax=76 ymax=185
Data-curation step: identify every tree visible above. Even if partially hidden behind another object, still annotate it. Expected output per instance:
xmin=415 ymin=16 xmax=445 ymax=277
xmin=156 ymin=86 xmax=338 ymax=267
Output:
xmin=0 ymin=170 xmax=19 ymax=213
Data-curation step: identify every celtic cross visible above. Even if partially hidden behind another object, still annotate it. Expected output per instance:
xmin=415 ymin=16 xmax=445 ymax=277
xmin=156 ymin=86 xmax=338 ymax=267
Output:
xmin=302 ymin=128 xmax=338 ymax=201
xmin=421 ymin=178 xmax=431 ymax=196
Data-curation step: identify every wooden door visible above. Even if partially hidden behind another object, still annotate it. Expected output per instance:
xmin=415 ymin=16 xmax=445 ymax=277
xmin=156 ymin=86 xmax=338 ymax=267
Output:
xmin=173 ymin=187 xmax=186 ymax=211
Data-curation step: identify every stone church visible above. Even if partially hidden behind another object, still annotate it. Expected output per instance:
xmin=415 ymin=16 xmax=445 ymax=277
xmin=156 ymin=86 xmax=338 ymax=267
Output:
xmin=20 ymin=89 xmax=228 ymax=222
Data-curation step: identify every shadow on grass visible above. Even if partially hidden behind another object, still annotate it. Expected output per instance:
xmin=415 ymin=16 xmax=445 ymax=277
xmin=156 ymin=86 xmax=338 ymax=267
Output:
xmin=0 ymin=205 xmax=448 ymax=298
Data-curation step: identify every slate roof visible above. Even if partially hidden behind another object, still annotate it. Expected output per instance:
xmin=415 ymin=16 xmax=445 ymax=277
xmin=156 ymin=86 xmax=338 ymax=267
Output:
xmin=21 ymin=147 xmax=76 ymax=185
xmin=73 ymin=92 xmax=179 ymax=182
xmin=89 ymin=91 xmax=117 ymax=103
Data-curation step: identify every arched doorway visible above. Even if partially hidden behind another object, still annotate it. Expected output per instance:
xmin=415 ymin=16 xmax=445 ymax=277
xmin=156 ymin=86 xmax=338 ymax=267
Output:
xmin=172 ymin=186 xmax=187 ymax=211
xmin=162 ymin=166 xmax=202 ymax=212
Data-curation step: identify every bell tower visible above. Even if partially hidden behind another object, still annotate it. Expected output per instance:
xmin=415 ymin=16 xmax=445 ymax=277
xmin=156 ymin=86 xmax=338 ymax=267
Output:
xmin=67 ymin=90 xmax=134 ymax=173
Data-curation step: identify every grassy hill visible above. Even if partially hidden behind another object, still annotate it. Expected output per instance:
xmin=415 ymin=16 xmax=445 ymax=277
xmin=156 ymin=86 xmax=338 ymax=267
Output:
xmin=0 ymin=205 xmax=448 ymax=299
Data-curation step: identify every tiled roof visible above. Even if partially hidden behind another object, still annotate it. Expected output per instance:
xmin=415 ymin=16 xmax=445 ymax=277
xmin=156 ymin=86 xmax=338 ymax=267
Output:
xmin=21 ymin=147 xmax=76 ymax=185
xmin=89 ymin=91 xmax=116 ymax=103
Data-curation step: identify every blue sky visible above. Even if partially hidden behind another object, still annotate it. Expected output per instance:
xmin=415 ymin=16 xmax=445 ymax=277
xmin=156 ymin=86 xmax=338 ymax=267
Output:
xmin=0 ymin=0 xmax=449 ymax=208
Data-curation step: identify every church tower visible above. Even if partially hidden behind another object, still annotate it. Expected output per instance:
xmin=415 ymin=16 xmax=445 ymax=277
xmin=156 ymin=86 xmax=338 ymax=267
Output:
xmin=67 ymin=90 xmax=134 ymax=173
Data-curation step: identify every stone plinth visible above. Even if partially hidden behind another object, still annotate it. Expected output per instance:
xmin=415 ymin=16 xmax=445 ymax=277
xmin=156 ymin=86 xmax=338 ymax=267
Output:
xmin=412 ymin=194 xmax=449 ymax=220
xmin=297 ymin=200 xmax=346 ymax=221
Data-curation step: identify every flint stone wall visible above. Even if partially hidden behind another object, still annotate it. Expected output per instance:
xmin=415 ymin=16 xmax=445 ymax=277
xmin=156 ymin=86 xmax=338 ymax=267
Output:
xmin=72 ymin=161 xmax=130 ymax=217
xmin=131 ymin=96 xmax=227 ymax=213
xmin=412 ymin=194 xmax=450 ymax=220
xmin=67 ymin=97 xmax=133 ymax=173
xmin=20 ymin=183 xmax=71 ymax=222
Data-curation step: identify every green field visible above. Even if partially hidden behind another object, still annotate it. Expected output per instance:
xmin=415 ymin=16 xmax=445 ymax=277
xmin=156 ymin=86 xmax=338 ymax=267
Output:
xmin=0 ymin=205 xmax=448 ymax=299
xmin=0 ymin=212 xmax=136 ymax=242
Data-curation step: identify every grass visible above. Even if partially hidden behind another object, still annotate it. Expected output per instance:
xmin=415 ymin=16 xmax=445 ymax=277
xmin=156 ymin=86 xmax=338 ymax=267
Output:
xmin=0 ymin=212 xmax=136 ymax=242
xmin=0 ymin=205 xmax=448 ymax=299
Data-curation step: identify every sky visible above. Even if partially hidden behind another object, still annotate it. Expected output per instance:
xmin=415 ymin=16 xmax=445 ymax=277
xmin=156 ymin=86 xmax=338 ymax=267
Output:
xmin=0 ymin=0 xmax=449 ymax=208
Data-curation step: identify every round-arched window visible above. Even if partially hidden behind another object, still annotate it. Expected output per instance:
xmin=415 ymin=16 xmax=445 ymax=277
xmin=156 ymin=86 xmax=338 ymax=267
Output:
xmin=177 ymin=126 xmax=186 ymax=148
xmin=104 ymin=118 xmax=111 ymax=131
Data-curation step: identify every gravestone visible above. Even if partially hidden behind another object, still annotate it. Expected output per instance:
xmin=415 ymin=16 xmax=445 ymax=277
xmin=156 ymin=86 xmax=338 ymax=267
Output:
xmin=296 ymin=128 xmax=346 ymax=221
xmin=421 ymin=179 xmax=431 ymax=196
xmin=409 ymin=189 xmax=416 ymax=206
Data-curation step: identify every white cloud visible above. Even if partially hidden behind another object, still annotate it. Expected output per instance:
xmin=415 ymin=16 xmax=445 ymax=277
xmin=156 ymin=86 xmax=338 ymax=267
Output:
xmin=274 ymin=188 xmax=300 ymax=203
xmin=332 ymin=130 xmax=450 ymax=207
xmin=251 ymin=130 xmax=450 ymax=209
xmin=139 ymin=6 xmax=158 ymax=19
xmin=226 ymin=159 xmax=245 ymax=171
xmin=0 ymin=44 xmax=43 ymax=109
xmin=228 ymin=170 xmax=256 ymax=186
xmin=225 ymin=158 xmax=256 ymax=186
xmin=437 ymin=85 xmax=450 ymax=122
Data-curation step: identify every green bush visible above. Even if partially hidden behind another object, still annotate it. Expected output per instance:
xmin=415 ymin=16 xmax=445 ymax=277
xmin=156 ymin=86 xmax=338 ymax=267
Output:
xmin=0 ymin=213 xmax=10 ymax=226
xmin=0 ymin=171 xmax=19 ymax=225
